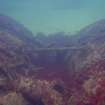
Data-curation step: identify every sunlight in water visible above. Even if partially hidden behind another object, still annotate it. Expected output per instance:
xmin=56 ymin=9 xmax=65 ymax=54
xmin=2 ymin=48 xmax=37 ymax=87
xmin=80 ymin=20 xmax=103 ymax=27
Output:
xmin=0 ymin=0 xmax=105 ymax=34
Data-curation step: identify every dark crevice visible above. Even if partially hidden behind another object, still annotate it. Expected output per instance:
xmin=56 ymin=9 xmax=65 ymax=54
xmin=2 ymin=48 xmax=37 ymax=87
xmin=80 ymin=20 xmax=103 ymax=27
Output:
xmin=21 ymin=92 xmax=45 ymax=105
xmin=53 ymin=84 xmax=64 ymax=94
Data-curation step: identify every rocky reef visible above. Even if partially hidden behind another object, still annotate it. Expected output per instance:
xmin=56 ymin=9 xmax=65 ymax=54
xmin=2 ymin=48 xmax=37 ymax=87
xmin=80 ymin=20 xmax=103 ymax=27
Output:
xmin=0 ymin=15 xmax=105 ymax=105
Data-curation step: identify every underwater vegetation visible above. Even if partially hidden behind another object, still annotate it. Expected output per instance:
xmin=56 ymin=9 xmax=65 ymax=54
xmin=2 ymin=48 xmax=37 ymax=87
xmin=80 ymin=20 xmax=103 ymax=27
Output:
xmin=0 ymin=14 xmax=105 ymax=105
